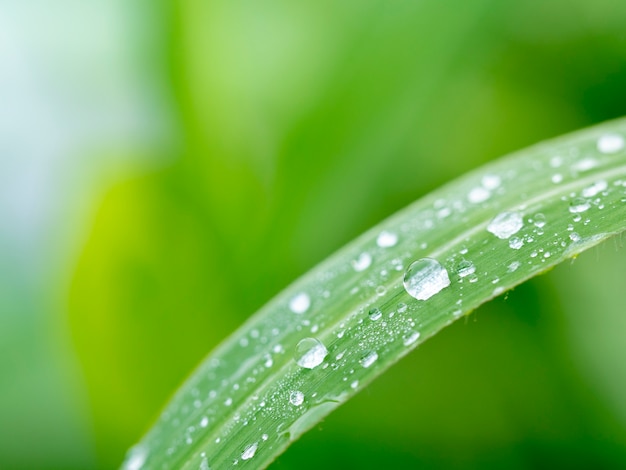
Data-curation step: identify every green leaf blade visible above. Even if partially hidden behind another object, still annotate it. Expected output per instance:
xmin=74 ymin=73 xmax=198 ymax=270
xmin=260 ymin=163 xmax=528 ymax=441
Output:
xmin=123 ymin=119 xmax=626 ymax=470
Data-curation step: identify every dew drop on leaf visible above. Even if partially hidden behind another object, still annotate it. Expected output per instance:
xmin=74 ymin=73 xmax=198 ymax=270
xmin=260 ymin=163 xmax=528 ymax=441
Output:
xmin=376 ymin=230 xmax=398 ymax=247
xmin=351 ymin=252 xmax=372 ymax=271
xmin=241 ymin=442 xmax=258 ymax=461
xmin=403 ymin=258 xmax=450 ymax=300
xmin=289 ymin=293 xmax=310 ymax=314
xmin=569 ymin=198 xmax=590 ymax=213
xmin=359 ymin=351 xmax=379 ymax=368
xmin=487 ymin=211 xmax=524 ymax=239
xmin=368 ymin=308 xmax=382 ymax=321
xmin=597 ymin=133 xmax=624 ymax=154
xmin=456 ymin=259 xmax=476 ymax=278
xmin=289 ymin=390 xmax=304 ymax=406
xmin=295 ymin=338 xmax=328 ymax=369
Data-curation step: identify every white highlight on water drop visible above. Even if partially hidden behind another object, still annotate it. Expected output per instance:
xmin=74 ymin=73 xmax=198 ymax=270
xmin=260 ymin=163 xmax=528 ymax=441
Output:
xmin=597 ymin=133 xmax=625 ymax=154
xmin=481 ymin=174 xmax=501 ymax=190
xmin=289 ymin=293 xmax=310 ymax=314
xmin=295 ymin=338 xmax=328 ymax=369
xmin=487 ymin=211 xmax=524 ymax=239
xmin=352 ymin=252 xmax=372 ymax=271
xmin=241 ymin=442 xmax=258 ymax=461
xmin=289 ymin=390 xmax=304 ymax=406
xmin=403 ymin=258 xmax=450 ymax=300
xmin=376 ymin=230 xmax=398 ymax=248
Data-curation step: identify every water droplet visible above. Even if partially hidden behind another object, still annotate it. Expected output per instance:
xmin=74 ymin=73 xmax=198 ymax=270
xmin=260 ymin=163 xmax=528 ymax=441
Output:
xmin=397 ymin=303 xmax=408 ymax=313
xmin=359 ymin=351 xmax=379 ymax=368
xmin=351 ymin=380 xmax=359 ymax=390
xmin=508 ymin=237 xmax=523 ymax=249
xmin=403 ymin=258 xmax=450 ymax=300
xmin=597 ymin=133 xmax=624 ymax=154
xmin=224 ymin=398 xmax=233 ymax=406
xmin=200 ymin=417 xmax=209 ymax=428
xmin=582 ymin=180 xmax=608 ymax=198
xmin=456 ymin=259 xmax=476 ymax=278
xmin=241 ymin=442 xmax=258 ymax=461
xmin=468 ymin=187 xmax=491 ymax=203
xmin=569 ymin=198 xmax=590 ymax=213
xmin=551 ymin=173 xmax=563 ymax=184
xmin=376 ymin=231 xmax=398 ymax=248
xmin=295 ymin=338 xmax=328 ymax=369
xmin=262 ymin=434 xmax=269 ymax=441
xmin=533 ymin=213 xmax=546 ymax=228
xmin=352 ymin=252 xmax=372 ymax=272
xmin=402 ymin=331 xmax=421 ymax=346
xmin=375 ymin=285 xmax=386 ymax=296
xmin=368 ymin=308 xmax=383 ymax=321
xmin=481 ymin=174 xmax=501 ymax=190
xmin=289 ymin=390 xmax=304 ymax=406
xmin=289 ymin=293 xmax=310 ymax=314
xmin=200 ymin=455 xmax=210 ymax=470
xmin=487 ymin=212 xmax=524 ymax=239
xmin=569 ymin=232 xmax=581 ymax=242
xmin=507 ymin=261 xmax=521 ymax=272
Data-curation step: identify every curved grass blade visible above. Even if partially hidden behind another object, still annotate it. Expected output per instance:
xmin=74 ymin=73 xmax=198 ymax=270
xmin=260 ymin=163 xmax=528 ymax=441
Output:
xmin=122 ymin=118 xmax=626 ymax=470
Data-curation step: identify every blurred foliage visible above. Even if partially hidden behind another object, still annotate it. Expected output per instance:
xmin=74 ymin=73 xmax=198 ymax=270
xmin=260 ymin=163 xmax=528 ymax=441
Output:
xmin=2 ymin=0 xmax=626 ymax=468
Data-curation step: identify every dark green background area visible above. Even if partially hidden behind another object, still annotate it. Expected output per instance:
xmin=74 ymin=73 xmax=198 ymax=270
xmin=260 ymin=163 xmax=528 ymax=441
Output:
xmin=2 ymin=0 xmax=626 ymax=468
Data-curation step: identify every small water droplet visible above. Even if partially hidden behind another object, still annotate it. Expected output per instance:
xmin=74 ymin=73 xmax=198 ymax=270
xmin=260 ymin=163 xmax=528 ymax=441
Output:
xmin=487 ymin=212 xmax=524 ymax=239
xmin=507 ymin=261 xmax=521 ymax=272
xmin=352 ymin=252 xmax=372 ymax=272
xmin=200 ymin=455 xmax=210 ymax=470
xmin=351 ymin=380 xmax=359 ymax=390
xmin=456 ymin=259 xmax=476 ymax=278
xmin=569 ymin=198 xmax=590 ymax=213
xmin=533 ymin=213 xmax=546 ymax=228
xmin=368 ymin=308 xmax=383 ymax=321
xmin=468 ymin=187 xmax=491 ymax=203
xmin=295 ymin=338 xmax=328 ymax=369
xmin=402 ymin=331 xmax=421 ymax=346
xmin=375 ymin=285 xmax=386 ymax=296
xmin=569 ymin=232 xmax=581 ymax=242
xmin=481 ymin=174 xmax=501 ymax=190
xmin=403 ymin=258 xmax=450 ymax=300
xmin=289 ymin=293 xmax=311 ymax=314
xmin=224 ymin=398 xmax=233 ymax=406
xmin=551 ymin=173 xmax=563 ymax=184
xmin=376 ymin=231 xmax=398 ymax=248
xmin=289 ymin=390 xmax=304 ymax=406
xmin=397 ymin=303 xmax=408 ymax=313
xmin=597 ymin=133 xmax=624 ymax=154
xmin=509 ymin=237 xmax=523 ymax=249
xmin=241 ymin=442 xmax=258 ymax=461
xmin=200 ymin=417 xmax=209 ymax=428
xmin=359 ymin=351 xmax=379 ymax=368
xmin=582 ymin=180 xmax=608 ymax=198
xmin=262 ymin=434 xmax=269 ymax=441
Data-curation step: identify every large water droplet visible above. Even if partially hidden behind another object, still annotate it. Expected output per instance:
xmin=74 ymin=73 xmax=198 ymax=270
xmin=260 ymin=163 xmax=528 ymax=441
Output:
xmin=456 ymin=259 xmax=476 ymax=278
xmin=403 ymin=258 xmax=450 ymax=300
xmin=351 ymin=252 xmax=372 ymax=272
xmin=289 ymin=293 xmax=310 ymax=314
xmin=289 ymin=390 xmax=304 ymax=406
xmin=376 ymin=231 xmax=398 ymax=248
xmin=569 ymin=198 xmax=590 ymax=213
xmin=241 ymin=442 xmax=258 ymax=461
xmin=597 ymin=133 xmax=624 ymax=154
xmin=359 ymin=351 xmax=379 ymax=368
xmin=487 ymin=211 xmax=524 ymax=239
xmin=295 ymin=338 xmax=328 ymax=369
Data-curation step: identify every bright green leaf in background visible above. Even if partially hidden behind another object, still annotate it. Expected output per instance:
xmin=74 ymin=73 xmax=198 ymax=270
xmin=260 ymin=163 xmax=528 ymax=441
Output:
xmin=2 ymin=0 xmax=626 ymax=469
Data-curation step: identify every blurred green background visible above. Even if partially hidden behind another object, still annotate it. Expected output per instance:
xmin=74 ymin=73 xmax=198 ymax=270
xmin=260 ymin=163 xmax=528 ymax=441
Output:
xmin=2 ymin=0 xmax=626 ymax=468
